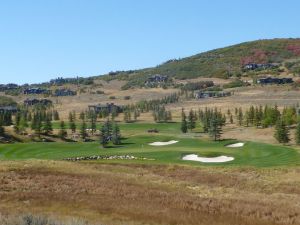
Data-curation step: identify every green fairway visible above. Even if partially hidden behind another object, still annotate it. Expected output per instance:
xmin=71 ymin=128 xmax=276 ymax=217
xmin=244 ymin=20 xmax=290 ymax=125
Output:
xmin=0 ymin=131 xmax=299 ymax=167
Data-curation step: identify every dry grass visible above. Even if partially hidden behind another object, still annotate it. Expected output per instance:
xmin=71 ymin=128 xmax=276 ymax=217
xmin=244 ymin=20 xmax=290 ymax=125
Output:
xmin=0 ymin=161 xmax=299 ymax=225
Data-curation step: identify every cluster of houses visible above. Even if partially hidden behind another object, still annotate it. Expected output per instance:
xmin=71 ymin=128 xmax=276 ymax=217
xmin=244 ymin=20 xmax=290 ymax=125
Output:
xmin=50 ymin=77 xmax=79 ymax=85
xmin=257 ymin=77 xmax=294 ymax=85
xmin=144 ymin=74 xmax=169 ymax=86
xmin=54 ymin=89 xmax=76 ymax=96
xmin=88 ymin=103 xmax=123 ymax=113
xmin=23 ymin=88 xmax=76 ymax=96
xmin=194 ymin=91 xmax=232 ymax=99
xmin=24 ymin=99 xmax=53 ymax=106
xmin=0 ymin=83 xmax=19 ymax=92
xmin=23 ymin=88 xmax=50 ymax=95
xmin=243 ymin=63 xmax=278 ymax=70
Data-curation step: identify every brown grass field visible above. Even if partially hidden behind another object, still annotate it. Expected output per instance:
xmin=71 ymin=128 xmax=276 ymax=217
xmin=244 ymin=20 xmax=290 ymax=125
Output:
xmin=0 ymin=160 xmax=299 ymax=225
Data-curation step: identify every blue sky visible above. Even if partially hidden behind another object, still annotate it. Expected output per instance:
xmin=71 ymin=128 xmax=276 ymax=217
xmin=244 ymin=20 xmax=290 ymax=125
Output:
xmin=1 ymin=0 xmax=300 ymax=84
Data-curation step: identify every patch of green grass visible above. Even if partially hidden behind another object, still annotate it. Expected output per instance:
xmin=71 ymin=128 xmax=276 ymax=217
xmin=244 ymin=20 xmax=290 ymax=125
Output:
xmin=0 ymin=131 xmax=299 ymax=167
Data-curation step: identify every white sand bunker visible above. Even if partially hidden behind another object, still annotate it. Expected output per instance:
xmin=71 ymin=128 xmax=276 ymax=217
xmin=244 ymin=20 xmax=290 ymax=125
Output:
xmin=226 ymin=142 xmax=245 ymax=148
xmin=149 ymin=140 xmax=178 ymax=146
xmin=182 ymin=154 xmax=234 ymax=163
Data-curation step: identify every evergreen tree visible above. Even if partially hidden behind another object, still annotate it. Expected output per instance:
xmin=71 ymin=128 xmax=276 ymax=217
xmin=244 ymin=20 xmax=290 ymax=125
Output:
xmin=237 ymin=108 xmax=243 ymax=126
xmin=19 ymin=115 xmax=28 ymax=135
xmin=295 ymin=122 xmax=300 ymax=145
xmin=80 ymin=121 xmax=87 ymax=140
xmin=79 ymin=112 xmax=85 ymax=121
xmin=53 ymin=111 xmax=60 ymax=121
xmin=209 ymin=117 xmax=222 ymax=141
xmin=100 ymin=123 xmax=109 ymax=147
xmin=112 ymin=123 xmax=121 ymax=145
xmin=187 ymin=109 xmax=196 ymax=131
xmin=58 ymin=121 xmax=67 ymax=140
xmin=0 ymin=119 xmax=4 ymax=136
xmin=274 ymin=119 xmax=290 ymax=144
xmin=43 ymin=117 xmax=53 ymax=135
xmin=181 ymin=109 xmax=188 ymax=133
xmin=230 ymin=115 xmax=234 ymax=124
xmin=0 ymin=126 xmax=4 ymax=136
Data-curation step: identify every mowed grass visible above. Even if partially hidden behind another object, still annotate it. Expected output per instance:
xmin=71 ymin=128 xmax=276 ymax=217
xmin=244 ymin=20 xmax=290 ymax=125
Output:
xmin=0 ymin=122 xmax=300 ymax=167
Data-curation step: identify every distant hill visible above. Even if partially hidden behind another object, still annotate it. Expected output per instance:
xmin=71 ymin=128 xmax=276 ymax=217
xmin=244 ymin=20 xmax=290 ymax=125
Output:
xmin=98 ymin=38 xmax=300 ymax=89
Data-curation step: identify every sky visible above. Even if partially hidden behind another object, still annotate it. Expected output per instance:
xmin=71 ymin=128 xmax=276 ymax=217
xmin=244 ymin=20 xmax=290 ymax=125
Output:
xmin=1 ymin=0 xmax=300 ymax=84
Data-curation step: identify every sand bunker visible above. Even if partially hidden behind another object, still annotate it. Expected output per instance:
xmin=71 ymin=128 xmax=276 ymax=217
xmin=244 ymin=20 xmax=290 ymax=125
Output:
xmin=226 ymin=142 xmax=245 ymax=148
xmin=149 ymin=140 xmax=178 ymax=146
xmin=182 ymin=154 xmax=234 ymax=163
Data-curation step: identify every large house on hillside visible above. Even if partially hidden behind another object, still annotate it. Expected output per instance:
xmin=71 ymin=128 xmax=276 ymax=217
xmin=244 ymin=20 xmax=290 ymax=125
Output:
xmin=88 ymin=103 xmax=123 ymax=113
xmin=0 ymin=84 xmax=19 ymax=91
xmin=24 ymin=99 xmax=53 ymax=106
xmin=23 ymin=88 xmax=50 ymax=95
xmin=257 ymin=77 xmax=293 ymax=85
xmin=54 ymin=89 xmax=77 ymax=96
xmin=194 ymin=91 xmax=231 ymax=99
xmin=243 ymin=63 xmax=278 ymax=70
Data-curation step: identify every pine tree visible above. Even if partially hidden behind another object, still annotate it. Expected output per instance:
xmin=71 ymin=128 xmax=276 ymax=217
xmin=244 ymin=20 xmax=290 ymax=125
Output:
xmin=0 ymin=126 xmax=4 ymax=136
xmin=295 ymin=122 xmax=300 ymax=145
xmin=90 ymin=115 xmax=97 ymax=135
xmin=187 ymin=109 xmax=196 ymax=131
xmin=100 ymin=123 xmax=109 ymax=147
xmin=274 ymin=119 xmax=290 ymax=144
xmin=19 ymin=115 xmax=28 ymax=135
xmin=80 ymin=121 xmax=87 ymax=140
xmin=230 ymin=115 xmax=234 ymax=124
xmin=43 ymin=118 xmax=53 ymax=135
xmin=53 ymin=111 xmax=60 ymax=121
xmin=0 ymin=119 xmax=4 ymax=136
xmin=112 ymin=123 xmax=121 ymax=145
xmin=58 ymin=121 xmax=67 ymax=140
xmin=209 ymin=117 xmax=222 ymax=141
xmin=181 ymin=109 xmax=188 ymax=133
xmin=237 ymin=108 xmax=243 ymax=126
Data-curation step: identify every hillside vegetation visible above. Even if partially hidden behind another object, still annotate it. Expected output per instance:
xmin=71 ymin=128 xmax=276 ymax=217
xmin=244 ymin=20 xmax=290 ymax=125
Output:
xmin=98 ymin=38 xmax=300 ymax=88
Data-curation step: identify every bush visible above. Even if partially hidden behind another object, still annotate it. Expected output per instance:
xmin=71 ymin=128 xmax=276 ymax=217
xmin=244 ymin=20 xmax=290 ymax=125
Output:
xmin=124 ymin=96 xmax=131 ymax=100
xmin=109 ymin=96 xmax=116 ymax=100
xmin=96 ymin=90 xmax=105 ymax=94
xmin=223 ymin=79 xmax=247 ymax=89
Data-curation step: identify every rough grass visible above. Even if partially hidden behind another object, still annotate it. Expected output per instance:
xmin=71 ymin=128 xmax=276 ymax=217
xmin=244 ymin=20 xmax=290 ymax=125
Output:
xmin=0 ymin=161 xmax=299 ymax=225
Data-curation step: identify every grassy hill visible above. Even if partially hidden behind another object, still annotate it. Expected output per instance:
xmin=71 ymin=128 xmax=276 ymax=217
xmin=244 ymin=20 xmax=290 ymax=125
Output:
xmin=98 ymin=38 xmax=300 ymax=88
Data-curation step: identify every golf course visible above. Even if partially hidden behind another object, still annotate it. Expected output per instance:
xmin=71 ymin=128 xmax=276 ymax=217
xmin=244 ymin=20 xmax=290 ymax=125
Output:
xmin=1 ymin=122 xmax=299 ymax=168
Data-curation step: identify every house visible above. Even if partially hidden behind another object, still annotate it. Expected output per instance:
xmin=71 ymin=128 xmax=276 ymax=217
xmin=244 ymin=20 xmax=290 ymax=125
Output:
xmin=54 ymin=89 xmax=77 ymax=96
xmin=0 ymin=106 xmax=18 ymax=113
xmin=147 ymin=74 xmax=168 ymax=83
xmin=24 ymin=99 xmax=52 ymax=106
xmin=0 ymin=83 xmax=19 ymax=92
xmin=243 ymin=63 xmax=278 ymax=71
xmin=50 ymin=77 xmax=78 ymax=85
xmin=194 ymin=91 xmax=231 ymax=99
xmin=257 ymin=77 xmax=293 ymax=85
xmin=88 ymin=103 xmax=123 ymax=113
xmin=23 ymin=88 xmax=50 ymax=95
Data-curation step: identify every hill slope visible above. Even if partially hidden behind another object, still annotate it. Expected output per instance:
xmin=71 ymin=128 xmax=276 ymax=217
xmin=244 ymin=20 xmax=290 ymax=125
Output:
xmin=99 ymin=38 xmax=300 ymax=88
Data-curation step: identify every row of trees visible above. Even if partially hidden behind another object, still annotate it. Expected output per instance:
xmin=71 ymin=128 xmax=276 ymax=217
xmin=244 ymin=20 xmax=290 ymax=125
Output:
xmin=181 ymin=108 xmax=225 ymax=141
xmin=230 ymin=105 xmax=298 ymax=128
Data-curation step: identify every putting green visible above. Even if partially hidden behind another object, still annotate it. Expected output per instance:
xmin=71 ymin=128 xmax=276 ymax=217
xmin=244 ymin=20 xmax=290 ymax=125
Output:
xmin=0 ymin=134 xmax=299 ymax=167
